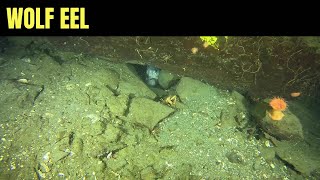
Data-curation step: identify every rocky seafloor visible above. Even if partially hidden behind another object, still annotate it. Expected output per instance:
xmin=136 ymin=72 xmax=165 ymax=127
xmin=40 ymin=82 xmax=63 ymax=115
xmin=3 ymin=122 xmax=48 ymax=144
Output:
xmin=0 ymin=49 xmax=320 ymax=179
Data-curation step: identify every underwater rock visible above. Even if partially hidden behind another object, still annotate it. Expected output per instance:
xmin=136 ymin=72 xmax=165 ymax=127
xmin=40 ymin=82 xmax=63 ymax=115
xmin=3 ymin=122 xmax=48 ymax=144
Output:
xmin=176 ymin=77 xmax=216 ymax=103
xmin=117 ymin=81 xmax=156 ymax=99
xmin=231 ymin=91 xmax=251 ymax=128
xmin=226 ymin=149 xmax=245 ymax=164
xmin=38 ymin=162 xmax=50 ymax=173
xmin=140 ymin=166 xmax=157 ymax=180
xmin=158 ymin=70 xmax=175 ymax=89
xmin=127 ymin=97 xmax=175 ymax=130
xmin=258 ymin=147 xmax=276 ymax=162
xmin=168 ymin=163 xmax=193 ymax=179
xmin=50 ymin=150 xmax=70 ymax=163
xmin=114 ymin=64 xmax=157 ymax=99
xmin=275 ymin=140 xmax=320 ymax=176
xmin=311 ymin=168 xmax=320 ymax=179
xmin=106 ymin=94 xmax=129 ymax=117
xmin=107 ymin=158 xmax=128 ymax=172
xmin=231 ymin=91 xmax=250 ymax=110
xmin=102 ymin=123 xmax=122 ymax=143
xmin=71 ymin=137 xmax=84 ymax=155
xmin=251 ymin=101 xmax=304 ymax=140
xmin=262 ymin=110 xmax=303 ymax=140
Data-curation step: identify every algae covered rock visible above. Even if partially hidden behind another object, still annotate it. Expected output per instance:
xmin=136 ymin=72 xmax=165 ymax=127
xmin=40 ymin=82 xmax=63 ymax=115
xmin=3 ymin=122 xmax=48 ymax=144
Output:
xmin=176 ymin=77 xmax=217 ymax=103
xmin=106 ymin=94 xmax=129 ymax=117
xmin=127 ymin=97 xmax=175 ymax=129
xmin=117 ymin=81 xmax=157 ymax=99
xmin=275 ymin=140 xmax=320 ymax=176
xmin=251 ymin=101 xmax=304 ymax=140
xmin=116 ymin=64 xmax=157 ymax=99
xmin=158 ymin=70 xmax=176 ymax=89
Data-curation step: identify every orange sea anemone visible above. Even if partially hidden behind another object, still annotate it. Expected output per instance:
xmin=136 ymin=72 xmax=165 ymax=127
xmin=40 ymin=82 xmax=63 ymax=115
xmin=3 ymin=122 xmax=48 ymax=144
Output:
xmin=267 ymin=109 xmax=285 ymax=121
xmin=269 ymin=97 xmax=287 ymax=111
